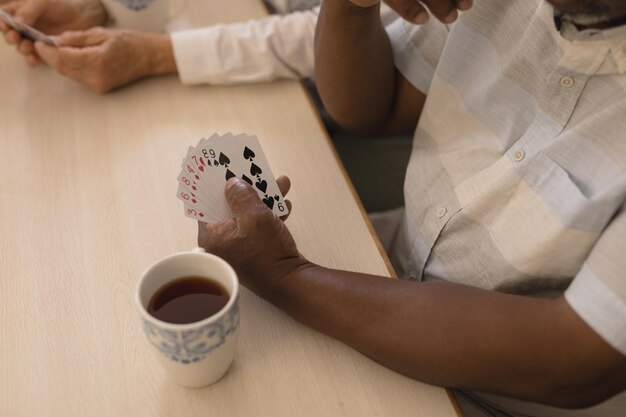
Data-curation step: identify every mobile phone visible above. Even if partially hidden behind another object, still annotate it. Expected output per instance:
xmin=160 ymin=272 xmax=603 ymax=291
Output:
xmin=0 ymin=10 xmax=57 ymax=47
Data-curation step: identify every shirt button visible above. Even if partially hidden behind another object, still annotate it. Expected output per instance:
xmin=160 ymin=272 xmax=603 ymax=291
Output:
xmin=437 ymin=207 xmax=448 ymax=218
xmin=560 ymin=76 xmax=575 ymax=88
xmin=513 ymin=149 xmax=526 ymax=162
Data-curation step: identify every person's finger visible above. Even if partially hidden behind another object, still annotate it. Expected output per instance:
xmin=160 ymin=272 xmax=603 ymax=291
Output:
xmin=36 ymin=40 xmax=90 ymax=75
xmin=456 ymin=0 xmax=472 ymax=12
xmin=5 ymin=28 xmax=20 ymax=44
xmin=420 ymin=0 xmax=459 ymax=24
xmin=224 ymin=177 xmax=267 ymax=217
xmin=56 ymin=28 xmax=108 ymax=48
xmin=18 ymin=38 xmax=34 ymax=55
xmin=26 ymin=53 xmax=39 ymax=66
xmin=276 ymin=175 xmax=291 ymax=198
xmin=386 ymin=0 xmax=429 ymax=24
xmin=33 ymin=39 xmax=59 ymax=67
xmin=1 ymin=3 xmax=20 ymax=36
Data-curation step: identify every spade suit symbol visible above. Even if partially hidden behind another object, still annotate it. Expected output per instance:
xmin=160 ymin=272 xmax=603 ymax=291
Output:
xmin=250 ymin=163 xmax=262 ymax=177
xmin=263 ymin=196 xmax=275 ymax=209
xmin=219 ymin=152 xmax=231 ymax=167
xmin=255 ymin=179 xmax=268 ymax=193
xmin=225 ymin=169 xmax=236 ymax=181
xmin=243 ymin=146 xmax=256 ymax=161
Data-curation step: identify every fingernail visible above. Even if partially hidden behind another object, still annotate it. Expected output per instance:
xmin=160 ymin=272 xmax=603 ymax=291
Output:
xmin=414 ymin=11 xmax=429 ymax=24
xmin=226 ymin=177 xmax=240 ymax=187
xmin=458 ymin=0 xmax=472 ymax=11
xmin=443 ymin=9 xmax=459 ymax=23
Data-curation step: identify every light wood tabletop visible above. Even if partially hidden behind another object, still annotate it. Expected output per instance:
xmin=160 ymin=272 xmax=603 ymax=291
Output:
xmin=0 ymin=1 xmax=460 ymax=416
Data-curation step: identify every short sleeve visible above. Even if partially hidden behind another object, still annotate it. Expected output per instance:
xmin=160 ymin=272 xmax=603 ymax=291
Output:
xmin=565 ymin=207 xmax=626 ymax=356
xmin=386 ymin=17 xmax=450 ymax=95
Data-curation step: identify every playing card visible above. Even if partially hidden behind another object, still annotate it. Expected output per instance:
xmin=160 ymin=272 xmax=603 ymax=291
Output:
xmin=179 ymin=146 xmax=216 ymax=205
xmin=176 ymin=133 xmax=288 ymax=222
xmin=0 ymin=10 xmax=57 ymax=46
xmin=188 ymin=135 xmax=233 ymax=220
xmin=176 ymin=183 xmax=210 ymax=213
xmin=183 ymin=203 xmax=210 ymax=222
xmin=217 ymin=134 xmax=289 ymax=216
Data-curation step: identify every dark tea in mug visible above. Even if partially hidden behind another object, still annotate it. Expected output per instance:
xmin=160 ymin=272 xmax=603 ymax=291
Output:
xmin=148 ymin=276 xmax=229 ymax=324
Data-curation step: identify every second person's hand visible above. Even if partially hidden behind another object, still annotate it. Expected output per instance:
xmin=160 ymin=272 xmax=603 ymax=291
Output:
xmin=34 ymin=27 xmax=177 ymax=93
xmin=0 ymin=0 xmax=107 ymax=65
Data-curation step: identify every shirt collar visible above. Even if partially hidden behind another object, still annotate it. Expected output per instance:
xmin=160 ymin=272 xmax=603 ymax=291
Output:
xmin=553 ymin=4 xmax=626 ymax=74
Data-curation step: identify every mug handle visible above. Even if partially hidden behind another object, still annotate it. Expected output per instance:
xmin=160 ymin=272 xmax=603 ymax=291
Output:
xmin=168 ymin=0 xmax=190 ymax=21
xmin=192 ymin=247 xmax=206 ymax=253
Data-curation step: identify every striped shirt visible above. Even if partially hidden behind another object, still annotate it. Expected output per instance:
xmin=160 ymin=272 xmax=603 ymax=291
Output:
xmin=387 ymin=1 xmax=626 ymax=415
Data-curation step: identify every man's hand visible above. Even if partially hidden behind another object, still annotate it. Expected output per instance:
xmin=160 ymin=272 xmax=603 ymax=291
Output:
xmin=33 ymin=27 xmax=176 ymax=93
xmin=197 ymin=176 xmax=308 ymax=300
xmin=0 ymin=0 xmax=106 ymax=65
xmin=348 ymin=0 xmax=473 ymax=24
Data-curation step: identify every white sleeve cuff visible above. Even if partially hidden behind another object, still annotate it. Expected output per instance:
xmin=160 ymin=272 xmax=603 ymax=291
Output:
xmin=171 ymin=27 xmax=226 ymax=85
xmin=386 ymin=19 xmax=438 ymax=95
xmin=565 ymin=264 xmax=626 ymax=356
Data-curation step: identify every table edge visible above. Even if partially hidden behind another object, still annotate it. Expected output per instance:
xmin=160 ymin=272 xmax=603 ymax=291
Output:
xmin=298 ymin=82 xmax=464 ymax=417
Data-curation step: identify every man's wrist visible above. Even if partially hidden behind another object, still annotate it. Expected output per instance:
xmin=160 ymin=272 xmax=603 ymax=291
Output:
xmin=76 ymin=0 xmax=108 ymax=28
xmin=144 ymin=33 xmax=177 ymax=76
xmin=258 ymin=256 xmax=317 ymax=305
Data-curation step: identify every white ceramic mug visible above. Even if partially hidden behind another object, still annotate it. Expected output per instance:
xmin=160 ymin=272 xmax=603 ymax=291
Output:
xmin=102 ymin=0 xmax=187 ymax=32
xmin=135 ymin=248 xmax=240 ymax=388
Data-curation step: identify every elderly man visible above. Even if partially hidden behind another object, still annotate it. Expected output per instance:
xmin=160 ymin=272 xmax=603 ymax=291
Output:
xmin=195 ymin=0 xmax=626 ymax=416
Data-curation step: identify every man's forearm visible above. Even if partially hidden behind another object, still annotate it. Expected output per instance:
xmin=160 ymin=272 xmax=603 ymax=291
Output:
xmin=314 ymin=0 xmax=395 ymax=133
xmin=268 ymin=263 xmax=626 ymax=408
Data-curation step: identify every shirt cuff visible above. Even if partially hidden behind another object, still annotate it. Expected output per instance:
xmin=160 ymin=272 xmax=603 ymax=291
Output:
xmin=171 ymin=27 xmax=225 ymax=85
xmin=386 ymin=19 xmax=436 ymax=95
xmin=565 ymin=264 xmax=626 ymax=356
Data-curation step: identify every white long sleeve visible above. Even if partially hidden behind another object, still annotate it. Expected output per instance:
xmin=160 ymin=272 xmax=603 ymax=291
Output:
xmin=171 ymin=7 xmax=319 ymax=85
xmin=170 ymin=4 xmax=397 ymax=86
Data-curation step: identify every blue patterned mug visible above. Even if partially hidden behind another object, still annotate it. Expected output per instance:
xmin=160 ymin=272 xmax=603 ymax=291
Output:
xmin=102 ymin=0 xmax=187 ymax=32
xmin=135 ymin=248 xmax=240 ymax=387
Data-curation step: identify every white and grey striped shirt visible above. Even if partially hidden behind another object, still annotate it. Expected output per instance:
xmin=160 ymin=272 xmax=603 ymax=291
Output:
xmin=387 ymin=0 xmax=625 ymax=415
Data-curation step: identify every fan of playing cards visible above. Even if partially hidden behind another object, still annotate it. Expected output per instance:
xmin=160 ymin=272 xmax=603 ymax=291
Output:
xmin=177 ymin=133 xmax=289 ymax=222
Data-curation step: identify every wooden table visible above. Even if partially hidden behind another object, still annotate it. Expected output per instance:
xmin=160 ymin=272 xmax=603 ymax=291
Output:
xmin=0 ymin=1 xmax=460 ymax=416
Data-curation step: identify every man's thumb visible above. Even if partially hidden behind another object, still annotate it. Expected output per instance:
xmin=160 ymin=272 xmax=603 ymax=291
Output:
xmin=56 ymin=30 xmax=102 ymax=47
xmin=224 ymin=178 xmax=265 ymax=216
xmin=34 ymin=40 xmax=58 ymax=67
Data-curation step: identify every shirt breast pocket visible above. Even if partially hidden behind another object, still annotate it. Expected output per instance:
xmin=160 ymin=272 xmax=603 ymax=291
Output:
xmin=489 ymin=154 xmax=618 ymax=279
